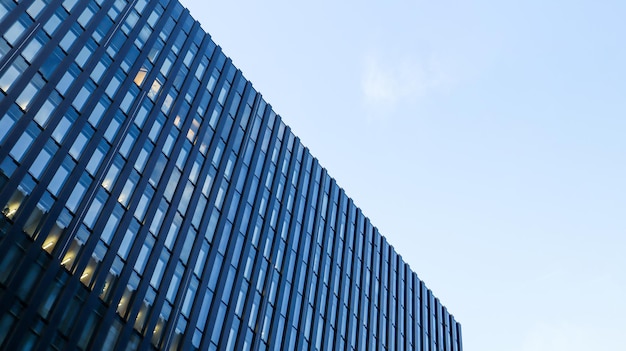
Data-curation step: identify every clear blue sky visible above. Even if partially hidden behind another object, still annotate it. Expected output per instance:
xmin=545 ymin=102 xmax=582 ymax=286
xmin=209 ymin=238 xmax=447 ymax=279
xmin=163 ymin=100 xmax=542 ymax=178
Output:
xmin=181 ymin=1 xmax=626 ymax=350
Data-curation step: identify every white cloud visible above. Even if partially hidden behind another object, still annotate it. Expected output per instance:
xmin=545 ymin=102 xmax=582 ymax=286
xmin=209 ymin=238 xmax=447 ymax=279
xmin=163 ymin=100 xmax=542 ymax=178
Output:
xmin=361 ymin=53 xmax=450 ymax=106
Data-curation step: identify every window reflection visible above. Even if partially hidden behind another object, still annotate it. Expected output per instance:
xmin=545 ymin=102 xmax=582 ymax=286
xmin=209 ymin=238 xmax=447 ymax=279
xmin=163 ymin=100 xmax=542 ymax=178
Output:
xmin=187 ymin=117 xmax=201 ymax=142
xmin=102 ymin=160 xmax=121 ymax=191
xmin=133 ymin=66 xmax=163 ymax=99
xmin=118 ymin=172 xmax=138 ymax=207
xmin=16 ymin=74 xmax=45 ymax=110
xmin=4 ymin=18 xmax=27 ymax=45
xmin=52 ymin=116 xmax=72 ymax=144
xmin=10 ymin=126 xmax=37 ymax=162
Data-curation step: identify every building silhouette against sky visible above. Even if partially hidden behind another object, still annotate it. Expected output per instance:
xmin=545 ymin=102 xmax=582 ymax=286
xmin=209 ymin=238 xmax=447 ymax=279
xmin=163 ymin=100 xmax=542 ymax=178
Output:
xmin=0 ymin=0 xmax=462 ymax=350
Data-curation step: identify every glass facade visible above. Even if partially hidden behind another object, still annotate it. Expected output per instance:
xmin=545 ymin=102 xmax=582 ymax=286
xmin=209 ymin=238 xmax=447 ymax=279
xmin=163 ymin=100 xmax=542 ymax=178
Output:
xmin=0 ymin=0 xmax=462 ymax=350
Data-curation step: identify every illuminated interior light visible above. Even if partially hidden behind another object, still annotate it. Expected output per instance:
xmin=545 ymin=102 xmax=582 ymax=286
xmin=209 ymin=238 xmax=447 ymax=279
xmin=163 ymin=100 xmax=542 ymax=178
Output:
xmin=61 ymin=257 xmax=72 ymax=265
xmin=43 ymin=241 xmax=55 ymax=250
xmin=5 ymin=207 xmax=17 ymax=217
xmin=134 ymin=68 xmax=148 ymax=86
xmin=187 ymin=119 xmax=201 ymax=142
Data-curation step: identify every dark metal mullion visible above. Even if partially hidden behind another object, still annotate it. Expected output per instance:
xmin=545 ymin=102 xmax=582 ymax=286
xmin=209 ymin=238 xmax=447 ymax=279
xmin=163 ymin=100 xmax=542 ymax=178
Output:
xmin=409 ymin=267 xmax=416 ymax=351
xmin=231 ymin=133 xmax=302 ymax=351
xmin=0 ymin=0 xmax=34 ymax=35
xmin=23 ymin=0 xmax=157 ymax=349
xmin=0 ymin=0 xmax=129 ymax=261
xmin=240 ymin=119 xmax=291 ymax=350
xmin=209 ymin=82 xmax=274 ymax=350
xmin=400 ymin=250 xmax=409 ymax=351
xmin=414 ymin=276 xmax=422 ymax=350
xmin=386 ymin=242 xmax=393 ymax=351
xmin=0 ymin=231 xmax=58 ymax=350
xmin=157 ymin=65 xmax=244 ymax=348
xmin=165 ymin=70 xmax=251 ymax=350
xmin=65 ymin=5 xmax=195 ymax=351
xmin=262 ymin=142 xmax=310 ymax=349
xmin=392 ymin=251 xmax=401 ymax=350
xmin=260 ymin=130 xmax=303 ymax=350
xmin=158 ymin=55 xmax=238 ymax=350
xmin=319 ymin=190 xmax=348 ymax=351
xmin=135 ymin=27 xmax=219 ymax=351
xmin=307 ymin=177 xmax=337 ymax=350
xmin=457 ymin=321 xmax=463 ymax=351
xmin=272 ymin=146 xmax=310 ymax=349
xmin=214 ymin=110 xmax=280 ymax=346
xmin=55 ymin=0 xmax=147 ymax=264
xmin=139 ymin=40 xmax=225 ymax=349
xmin=365 ymin=223 xmax=378 ymax=351
xmin=331 ymin=199 xmax=355 ymax=349
xmin=372 ymin=226 xmax=384 ymax=348
xmin=0 ymin=18 xmax=41 ymax=103
xmin=204 ymin=105 xmax=282 ymax=350
xmin=142 ymin=41 xmax=225 ymax=351
xmin=393 ymin=241 xmax=406 ymax=347
xmin=294 ymin=165 xmax=328 ymax=350
xmin=370 ymin=229 xmax=382 ymax=349
xmin=178 ymin=78 xmax=257 ymax=351
xmin=107 ymin=8 xmax=205 ymax=350
xmin=85 ymin=6 xmax=169 ymax=344
xmin=195 ymin=79 xmax=272 ymax=350
xmin=396 ymin=254 xmax=406 ymax=348
xmin=271 ymin=151 xmax=317 ymax=350
xmin=119 ymin=20 xmax=206 ymax=343
xmin=0 ymin=0 xmax=93 ymax=163
xmin=353 ymin=214 xmax=371 ymax=351
xmin=0 ymin=0 xmax=66 ymax=105
xmin=0 ymin=0 xmax=95 ymax=219
xmin=302 ymin=177 xmax=337 ymax=348
xmin=83 ymin=1 xmax=188 ymax=348
xmin=61 ymin=9 xmax=156 ymax=308
xmin=196 ymin=94 xmax=270 ymax=351
xmin=0 ymin=0 xmax=123 ymax=262
xmin=10 ymin=267 xmax=82 ymax=351
xmin=0 ymin=0 xmax=110 ymax=323
xmin=0 ymin=0 xmax=41 ymax=81
xmin=421 ymin=281 xmax=429 ymax=350
xmin=344 ymin=208 xmax=365 ymax=351
xmin=387 ymin=248 xmax=396 ymax=349
xmin=76 ymin=0 xmax=187 ymax=346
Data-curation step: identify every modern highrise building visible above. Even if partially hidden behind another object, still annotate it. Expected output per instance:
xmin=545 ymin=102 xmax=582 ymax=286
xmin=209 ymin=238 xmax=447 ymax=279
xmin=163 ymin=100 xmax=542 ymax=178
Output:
xmin=0 ymin=0 xmax=462 ymax=350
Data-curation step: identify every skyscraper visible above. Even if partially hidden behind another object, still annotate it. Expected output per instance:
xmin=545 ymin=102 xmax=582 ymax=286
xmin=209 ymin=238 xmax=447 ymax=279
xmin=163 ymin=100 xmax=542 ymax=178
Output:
xmin=0 ymin=0 xmax=462 ymax=350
